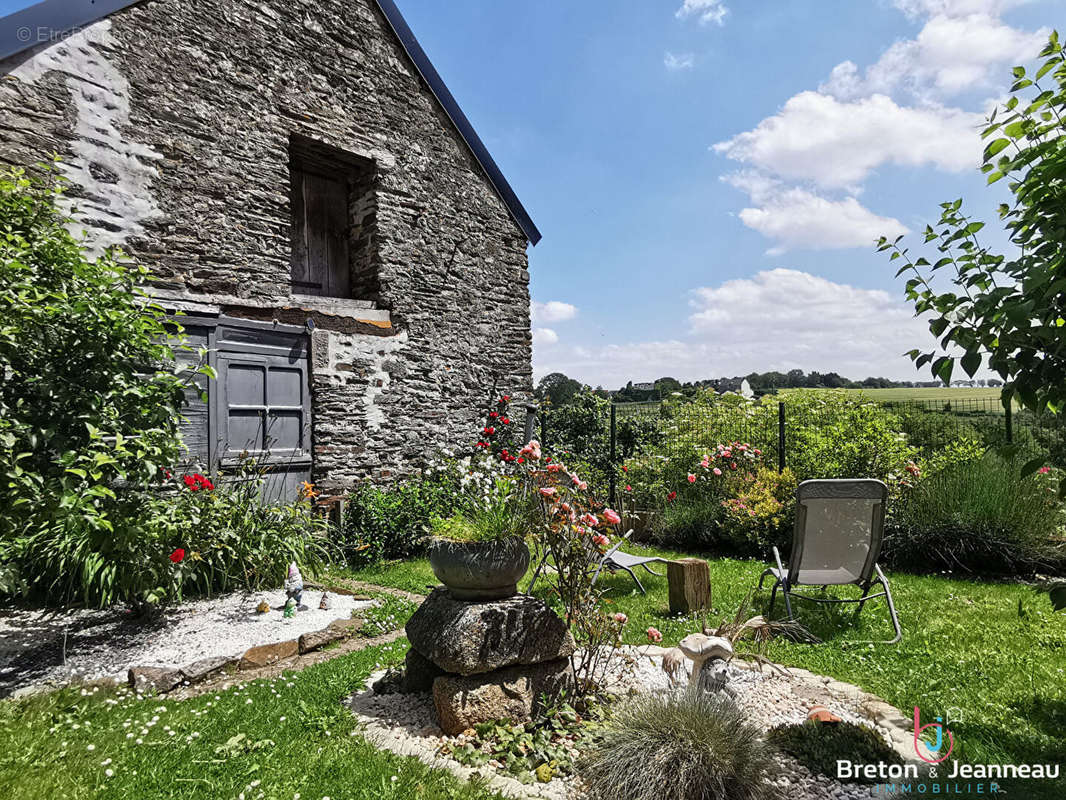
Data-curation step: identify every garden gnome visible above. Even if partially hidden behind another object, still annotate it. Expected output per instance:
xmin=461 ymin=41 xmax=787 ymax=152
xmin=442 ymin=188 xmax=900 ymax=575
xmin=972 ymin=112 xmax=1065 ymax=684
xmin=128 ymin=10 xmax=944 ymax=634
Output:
xmin=677 ymin=632 xmax=736 ymax=698
xmin=318 ymin=591 xmax=332 ymax=611
xmin=285 ymin=562 xmax=303 ymax=608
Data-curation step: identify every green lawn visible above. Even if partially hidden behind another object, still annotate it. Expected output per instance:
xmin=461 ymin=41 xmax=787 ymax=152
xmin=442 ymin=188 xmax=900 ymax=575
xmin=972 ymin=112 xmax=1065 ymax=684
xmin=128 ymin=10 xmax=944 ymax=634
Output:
xmin=343 ymin=546 xmax=1066 ymax=798
xmin=4 ymin=552 xmax=1062 ymax=799
xmin=781 ymin=387 xmax=1007 ymax=404
xmin=0 ymin=639 xmax=505 ymax=800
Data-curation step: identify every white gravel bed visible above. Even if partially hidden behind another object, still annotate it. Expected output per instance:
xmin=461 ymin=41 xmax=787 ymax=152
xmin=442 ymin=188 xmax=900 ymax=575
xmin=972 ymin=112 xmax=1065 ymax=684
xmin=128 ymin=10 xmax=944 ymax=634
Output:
xmin=0 ymin=589 xmax=372 ymax=697
xmin=347 ymin=646 xmax=891 ymax=800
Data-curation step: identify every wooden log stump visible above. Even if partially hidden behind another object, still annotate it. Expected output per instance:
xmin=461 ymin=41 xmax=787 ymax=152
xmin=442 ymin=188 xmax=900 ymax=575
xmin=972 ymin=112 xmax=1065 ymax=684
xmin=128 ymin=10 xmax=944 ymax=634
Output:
xmin=667 ymin=558 xmax=711 ymax=615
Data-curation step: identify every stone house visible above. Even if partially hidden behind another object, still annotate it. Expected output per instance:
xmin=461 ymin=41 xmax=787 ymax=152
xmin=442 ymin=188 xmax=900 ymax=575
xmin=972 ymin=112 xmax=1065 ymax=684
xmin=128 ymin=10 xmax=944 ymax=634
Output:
xmin=0 ymin=0 xmax=540 ymax=496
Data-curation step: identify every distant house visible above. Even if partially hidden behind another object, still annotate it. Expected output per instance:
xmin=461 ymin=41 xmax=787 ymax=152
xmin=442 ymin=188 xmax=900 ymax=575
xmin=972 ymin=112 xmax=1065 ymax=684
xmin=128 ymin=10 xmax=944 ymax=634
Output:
xmin=0 ymin=0 xmax=540 ymax=495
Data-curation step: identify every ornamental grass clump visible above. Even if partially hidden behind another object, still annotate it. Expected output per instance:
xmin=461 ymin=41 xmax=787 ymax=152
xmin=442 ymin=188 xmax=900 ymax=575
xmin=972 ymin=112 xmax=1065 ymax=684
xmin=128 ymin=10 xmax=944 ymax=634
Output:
xmin=577 ymin=688 xmax=776 ymax=800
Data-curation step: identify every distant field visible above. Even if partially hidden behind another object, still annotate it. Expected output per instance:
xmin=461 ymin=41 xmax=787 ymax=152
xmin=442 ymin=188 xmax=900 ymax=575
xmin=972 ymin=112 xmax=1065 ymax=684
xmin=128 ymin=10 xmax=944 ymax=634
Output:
xmin=782 ymin=387 xmax=1006 ymax=404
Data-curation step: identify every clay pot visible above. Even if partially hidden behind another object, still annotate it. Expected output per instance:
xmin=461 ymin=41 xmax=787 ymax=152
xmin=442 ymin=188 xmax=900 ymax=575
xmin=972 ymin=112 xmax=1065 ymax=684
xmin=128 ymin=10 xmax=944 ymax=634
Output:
xmin=428 ymin=536 xmax=530 ymax=601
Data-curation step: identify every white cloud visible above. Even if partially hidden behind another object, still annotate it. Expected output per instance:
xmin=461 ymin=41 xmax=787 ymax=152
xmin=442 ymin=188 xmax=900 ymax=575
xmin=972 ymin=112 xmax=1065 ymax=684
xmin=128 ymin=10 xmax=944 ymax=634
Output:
xmin=532 ymin=300 xmax=578 ymax=323
xmin=822 ymin=14 xmax=1048 ymax=100
xmin=891 ymin=0 xmax=1031 ymax=21
xmin=664 ymin=51 xmax=696 ymax=71
xmin=534 ymin=270 xmax=935 ymax=386
xmin=713 ymin=91 xmax=983 ymax=190
xmin=732 ymin=185 xmax=909 ymax=254
xmin=676 ymin=0 xmax=728 ymax=26
xmin=533 ymin=327 xmax=559 ymax=346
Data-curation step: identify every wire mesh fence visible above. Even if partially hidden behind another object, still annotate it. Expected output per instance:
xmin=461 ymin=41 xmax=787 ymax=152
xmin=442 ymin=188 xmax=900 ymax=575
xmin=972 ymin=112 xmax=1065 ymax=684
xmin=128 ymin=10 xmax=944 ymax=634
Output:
xmin=538 ymin=395 xmax=1066 ymax=505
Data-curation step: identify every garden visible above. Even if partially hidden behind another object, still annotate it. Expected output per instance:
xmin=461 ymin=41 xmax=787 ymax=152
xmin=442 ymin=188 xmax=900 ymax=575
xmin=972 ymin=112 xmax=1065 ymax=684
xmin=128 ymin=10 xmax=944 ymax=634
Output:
xmin=3 ymin=33 xmax=1066 ymax=800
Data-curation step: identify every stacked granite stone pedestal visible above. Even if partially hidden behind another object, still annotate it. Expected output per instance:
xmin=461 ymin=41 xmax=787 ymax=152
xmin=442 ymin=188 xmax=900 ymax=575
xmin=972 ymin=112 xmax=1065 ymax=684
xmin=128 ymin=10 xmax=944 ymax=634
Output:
xmin=394 ymin=587 xmax=575 ymax=735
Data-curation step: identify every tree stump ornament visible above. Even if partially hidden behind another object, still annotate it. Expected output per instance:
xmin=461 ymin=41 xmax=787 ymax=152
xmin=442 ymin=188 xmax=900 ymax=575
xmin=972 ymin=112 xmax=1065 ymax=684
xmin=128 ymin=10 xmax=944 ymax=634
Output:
xmin=667 ymin=558 xmax=711 ymax=615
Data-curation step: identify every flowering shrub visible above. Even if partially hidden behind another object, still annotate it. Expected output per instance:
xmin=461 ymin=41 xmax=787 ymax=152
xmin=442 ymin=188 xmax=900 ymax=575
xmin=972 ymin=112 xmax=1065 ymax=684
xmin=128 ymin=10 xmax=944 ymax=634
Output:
xmin=522 ymin=450 xmax=629 ymax=698
xmin=720 ymin=467 xmax=798 ymax=554
xmin=13 ymin=458 xmax=334 ymax=610
xmin=0 ymin=165 xmax=202 ymax=601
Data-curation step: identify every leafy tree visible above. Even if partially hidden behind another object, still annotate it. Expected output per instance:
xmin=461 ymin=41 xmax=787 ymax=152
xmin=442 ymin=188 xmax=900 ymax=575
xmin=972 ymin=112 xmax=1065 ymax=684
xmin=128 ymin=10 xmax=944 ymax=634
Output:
xmin=535 ymin=371 xmax=585 ymax=408
xmin=880 ymin=33 xmax=1066 ymax=416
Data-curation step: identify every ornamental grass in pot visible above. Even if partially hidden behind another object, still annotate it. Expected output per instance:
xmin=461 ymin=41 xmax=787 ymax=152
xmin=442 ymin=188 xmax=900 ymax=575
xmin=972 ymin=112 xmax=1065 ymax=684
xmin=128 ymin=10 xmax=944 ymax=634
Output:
xmin=428 ymin=476 xmax=536 ymax=600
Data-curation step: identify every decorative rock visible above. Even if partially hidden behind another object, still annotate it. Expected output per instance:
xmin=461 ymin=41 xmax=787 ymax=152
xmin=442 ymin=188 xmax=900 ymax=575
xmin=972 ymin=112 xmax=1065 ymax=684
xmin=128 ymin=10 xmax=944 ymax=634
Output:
xmin=328 ymin=617 xmax=363 ymax=635
xmin=318 ymin=591 xmax=332 ymax=610
xmin=181 ymin=655 xmax=236 ymax=684
xmin=406 ymin=588 xmax=575 ymax=676
xmin=432 ymin=658 xmax=572 ymax=735
xmin=256 ymin=601 xmax=271 ymax=614
xmin=402 ymin=647 xmax=447 ymax=693
xmin=298 ymin=628 xmax=343 ymax=654
xmin=128 ymin=666 xmax=182 ymax=693
xmin=239 ymin=639 xmax=298 ymax=669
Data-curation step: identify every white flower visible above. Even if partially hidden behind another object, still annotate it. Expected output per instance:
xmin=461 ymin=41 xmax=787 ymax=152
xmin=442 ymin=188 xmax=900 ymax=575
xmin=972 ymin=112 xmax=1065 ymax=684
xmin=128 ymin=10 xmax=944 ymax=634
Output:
xmin=86 ymin=744 xmax=95 ymax=751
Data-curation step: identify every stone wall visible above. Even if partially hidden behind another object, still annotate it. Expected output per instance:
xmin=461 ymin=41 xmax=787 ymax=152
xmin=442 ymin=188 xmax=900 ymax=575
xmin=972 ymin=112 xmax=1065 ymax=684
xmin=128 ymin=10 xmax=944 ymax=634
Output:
xmin=0 ymin=0 xmax=534 ymax=487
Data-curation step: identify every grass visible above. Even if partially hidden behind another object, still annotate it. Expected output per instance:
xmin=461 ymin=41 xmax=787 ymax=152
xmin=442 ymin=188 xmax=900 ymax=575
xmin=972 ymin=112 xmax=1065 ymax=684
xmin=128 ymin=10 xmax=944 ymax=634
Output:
xmin=0 ymin=640 xmax=504 ymax=800
xmin=782 ymin=387 xmax=1007 ymax=405
xmin=345 ymin=545 xmax=1066 ymax=799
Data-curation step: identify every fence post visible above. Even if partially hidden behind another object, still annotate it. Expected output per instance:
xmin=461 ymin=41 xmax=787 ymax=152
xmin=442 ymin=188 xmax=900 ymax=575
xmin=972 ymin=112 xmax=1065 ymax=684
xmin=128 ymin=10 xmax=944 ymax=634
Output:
xmin=609 ymin=403 xmax=617 ymax=508
xmin=1005 ymin=401 xmax=1013 ymax=445
xmin=778 ymin=401 xmax=786 ymax=473
xmin=523 ymin=403 xmax=538 ymax=445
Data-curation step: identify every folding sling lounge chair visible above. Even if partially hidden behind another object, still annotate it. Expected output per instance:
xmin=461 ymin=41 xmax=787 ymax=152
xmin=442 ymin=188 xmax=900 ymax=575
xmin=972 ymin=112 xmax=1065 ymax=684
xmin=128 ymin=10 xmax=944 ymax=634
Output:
xmin=528 ymin=529 xmax=666 ymax=595
xmin=758 ymin=479 xmax=902 ymax=644
xmin=590 ymin=529 xmax=667 ymax=594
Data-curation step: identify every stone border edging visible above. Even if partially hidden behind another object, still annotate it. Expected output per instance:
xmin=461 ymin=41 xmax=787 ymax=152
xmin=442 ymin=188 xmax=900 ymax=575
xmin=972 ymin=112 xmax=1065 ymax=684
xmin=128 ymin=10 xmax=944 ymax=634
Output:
xmin=126 ymin=580 xmax=428 ymax=695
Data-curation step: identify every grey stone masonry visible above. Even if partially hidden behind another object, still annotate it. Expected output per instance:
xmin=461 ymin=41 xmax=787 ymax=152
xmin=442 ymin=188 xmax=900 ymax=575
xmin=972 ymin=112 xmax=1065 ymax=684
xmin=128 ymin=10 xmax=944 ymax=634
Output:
xmin=0 ymin=0 xmax=534 ymax=488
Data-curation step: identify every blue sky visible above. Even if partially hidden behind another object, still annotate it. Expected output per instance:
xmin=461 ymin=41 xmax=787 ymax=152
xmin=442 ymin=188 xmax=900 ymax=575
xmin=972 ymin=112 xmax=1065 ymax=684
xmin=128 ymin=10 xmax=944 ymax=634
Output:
xmin=2 ymin=0 xmax=1059 ymax=386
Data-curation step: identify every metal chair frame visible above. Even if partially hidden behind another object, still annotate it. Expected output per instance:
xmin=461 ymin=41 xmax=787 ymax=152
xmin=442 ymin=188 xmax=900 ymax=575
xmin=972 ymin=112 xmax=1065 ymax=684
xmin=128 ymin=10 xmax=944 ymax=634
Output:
xmin=757 ymin=479 xmax=902 ymax=644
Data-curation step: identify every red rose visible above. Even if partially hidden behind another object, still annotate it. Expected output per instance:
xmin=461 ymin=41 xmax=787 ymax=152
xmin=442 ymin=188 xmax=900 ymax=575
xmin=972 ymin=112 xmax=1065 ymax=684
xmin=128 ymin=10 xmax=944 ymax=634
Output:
xmin=667 ymin=491 xmax=677 ymax=502
xmin=489 ymin=411 xmax=499 ymax=419
xmin=501 ymin=395 xmax=511 ymax=403
xmin=517 ymin=457 xmax=525 ymax=464
xmin=484 ymin=426 xmax=496 ymax=436
xmin=169 ymin=548 xmax=185 ymax=564
xmin=183 ymin=475 xmax=199 ymax=490
xmin=501 ymin=417 xmax=511 ymax=425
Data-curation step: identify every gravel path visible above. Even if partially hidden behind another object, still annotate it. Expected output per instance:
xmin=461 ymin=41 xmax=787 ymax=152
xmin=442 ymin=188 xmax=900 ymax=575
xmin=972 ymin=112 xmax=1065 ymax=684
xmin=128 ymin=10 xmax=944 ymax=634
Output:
xmin=0 ymin=589 xmax=372 ymax=697
xmin=347 ymin=646 xmax=893 ymax=800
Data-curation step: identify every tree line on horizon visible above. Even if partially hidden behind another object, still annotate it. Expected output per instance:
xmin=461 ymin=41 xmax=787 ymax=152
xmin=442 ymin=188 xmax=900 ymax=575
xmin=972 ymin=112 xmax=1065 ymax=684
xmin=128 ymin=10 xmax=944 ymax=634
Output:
xmin=534 ymin=369 xmax=1004 ymax=407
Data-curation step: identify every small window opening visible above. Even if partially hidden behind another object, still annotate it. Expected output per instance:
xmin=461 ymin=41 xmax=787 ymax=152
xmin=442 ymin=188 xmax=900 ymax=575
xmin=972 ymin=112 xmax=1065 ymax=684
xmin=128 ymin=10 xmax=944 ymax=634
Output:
xmin=289 ymin=134 xmax=379 ymax=301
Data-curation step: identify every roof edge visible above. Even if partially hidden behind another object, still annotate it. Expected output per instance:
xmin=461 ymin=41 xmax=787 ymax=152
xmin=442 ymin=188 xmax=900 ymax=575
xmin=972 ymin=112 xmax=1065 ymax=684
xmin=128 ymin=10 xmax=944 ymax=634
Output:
xmin=371 ymin=0 xmax=541 ymax=245
xmin=0 ymin=0 xmax=541 ymax=245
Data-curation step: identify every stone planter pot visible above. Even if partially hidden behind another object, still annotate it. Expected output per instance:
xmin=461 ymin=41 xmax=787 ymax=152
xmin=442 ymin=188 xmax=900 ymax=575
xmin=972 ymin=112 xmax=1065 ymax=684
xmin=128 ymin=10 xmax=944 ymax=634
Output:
xmin=428 ymin=536 xmax=530 ymax=601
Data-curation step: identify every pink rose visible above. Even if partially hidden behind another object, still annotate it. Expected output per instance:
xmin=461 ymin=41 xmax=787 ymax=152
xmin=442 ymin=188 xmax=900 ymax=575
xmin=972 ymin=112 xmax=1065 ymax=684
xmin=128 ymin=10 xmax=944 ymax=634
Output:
xmin=577 ymin=481 xmax=588 ymax=491
xmin=613 ymin=612 xmax=628 ymax=624
xmin=603 ymin=508 xmax=621 ymax=525
xmin=581 ymin=513 xmax=600 ymax=527
xmin=713 ymin=467 xmax=722 ymax=476
xmin=646 ymin=627 xmax=662 ymax=643
xmin=700 ymin=459 xmax=710 ymax=468
xmin=539 ymin=487 xmax=557 ymax=498
xmin=1038 ymin=466 xmax=1050 ymax=474
xmin=687 ymin=473 xmax=696 ymax=483
xmin=592 ymin=533 xmax=609 ymax=548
